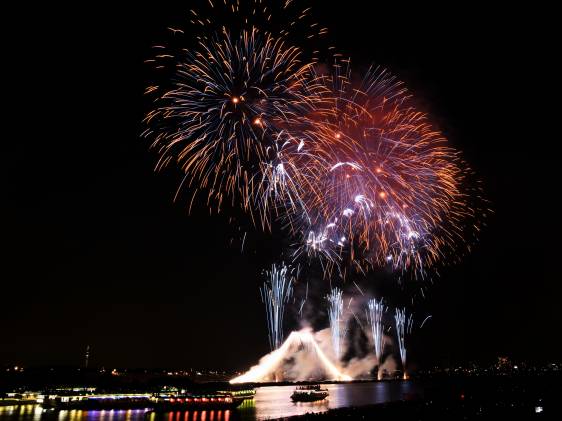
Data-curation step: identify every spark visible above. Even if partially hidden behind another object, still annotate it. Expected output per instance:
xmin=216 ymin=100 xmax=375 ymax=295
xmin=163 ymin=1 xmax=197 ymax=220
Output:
xmin=352 ymin=281 xmax=364 ymax=296
xmin=420 ymin=315 xmax=432 ymax=328
xmin=298 ymin=281 xmax=309 ymax=317
xmin=240 ymin=231 xmax=247 ymax=253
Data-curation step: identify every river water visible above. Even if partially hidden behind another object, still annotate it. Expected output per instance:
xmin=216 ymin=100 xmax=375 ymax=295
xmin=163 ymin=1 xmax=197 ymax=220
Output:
xmin=0 ymin=381 xmax=422 ymax=421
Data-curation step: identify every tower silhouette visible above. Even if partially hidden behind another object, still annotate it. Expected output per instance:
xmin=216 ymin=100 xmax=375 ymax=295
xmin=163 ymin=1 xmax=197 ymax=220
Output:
xmin=84 ymin=345 xmax=91 ymax=368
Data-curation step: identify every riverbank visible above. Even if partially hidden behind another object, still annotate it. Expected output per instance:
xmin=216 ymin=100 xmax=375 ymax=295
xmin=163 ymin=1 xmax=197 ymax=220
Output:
xmin=273 ymin=396 xmax=558 ymax=420
xmin=0 ymin=399 xmax=36 ymax=407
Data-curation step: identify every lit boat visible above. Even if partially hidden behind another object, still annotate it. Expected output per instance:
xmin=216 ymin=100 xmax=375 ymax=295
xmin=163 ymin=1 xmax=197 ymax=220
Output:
xmin=217 ymin=389 xmax=256 ymax=400
xmin=40 ymin=391 xmax=244 ymax=411
xmin=290 ymin=385 xmax=329 ymax=402
xmin=40 ymin=393 xmax=152 ymax=410
xmin=151 ymin=393 xmax=243 ymax=411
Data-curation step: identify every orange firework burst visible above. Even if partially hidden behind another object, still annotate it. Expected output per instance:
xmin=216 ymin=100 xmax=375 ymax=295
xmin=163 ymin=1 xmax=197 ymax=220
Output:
xmin=278 ymin=60 xmax=484 ymax=277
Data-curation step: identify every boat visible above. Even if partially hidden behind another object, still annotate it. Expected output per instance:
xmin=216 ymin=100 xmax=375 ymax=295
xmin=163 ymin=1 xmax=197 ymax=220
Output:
xmin=40 ymin=393 xmax=152 ymax=410
xmin=217 ymin=388 xmax=256 ymax=400
xmin=40 ymin=391 xmax=243 ymax=411
xmin=151 ymin=393 xmax=243 ymax=411
xmin=290 ymin=385 xmax=329 ymax=402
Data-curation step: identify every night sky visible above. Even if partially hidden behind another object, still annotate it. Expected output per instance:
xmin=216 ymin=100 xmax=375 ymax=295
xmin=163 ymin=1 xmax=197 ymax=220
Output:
xmin=5 ymin=2 xmax=558 ymax=371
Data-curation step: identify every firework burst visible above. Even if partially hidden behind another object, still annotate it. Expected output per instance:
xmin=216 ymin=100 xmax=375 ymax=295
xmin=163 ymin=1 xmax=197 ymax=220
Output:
xmin=143 ymin=0 xmax=329 ymax=228
xmin=145 ymin=27 xmax=320 ymax=222
xmin=284 ymin=60 xmax=482 ymax=277
xmin=326 ymin=287 xmax=346 ymax=361
xmin=366 ymin=298 xmax=386 ymax=374
xmin=394 ymin=307 xmax=414 ymax=379
xmin=261 ymin=263 xmax=295 ymax=351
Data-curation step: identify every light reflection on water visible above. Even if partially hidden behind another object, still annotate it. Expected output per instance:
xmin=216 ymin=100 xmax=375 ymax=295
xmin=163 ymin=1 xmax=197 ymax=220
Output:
xmin=0 ymin=381 xmax=421 ymax=421
xmin=242 ymin=382 xmax=419 ymax=420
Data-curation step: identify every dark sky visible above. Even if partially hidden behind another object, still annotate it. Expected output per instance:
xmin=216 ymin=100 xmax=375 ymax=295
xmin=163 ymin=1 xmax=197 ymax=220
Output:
xmin=4 ymin=2 xmax=559 ymax=371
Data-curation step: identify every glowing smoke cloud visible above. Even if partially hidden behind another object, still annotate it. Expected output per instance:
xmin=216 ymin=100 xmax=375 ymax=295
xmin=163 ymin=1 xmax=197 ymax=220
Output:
xmin=261 ymin=263 xmax=294 ymax=350
xmin=366 ymin=298 xmax=386 ymax=379
xmin=327 ymin=288 xmax=345 ymax=361
xmin=230 ymin=329 xmax=352 ymax=383
xmin=394 ymin=307 xmax=414 ymax=379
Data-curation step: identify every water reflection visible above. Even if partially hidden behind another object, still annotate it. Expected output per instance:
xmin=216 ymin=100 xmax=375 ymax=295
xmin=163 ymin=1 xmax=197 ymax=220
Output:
xmin=0 ymin=381 xmax=420 ymax=421
xmin=240 ymin=381 xmax=421 ymax=420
